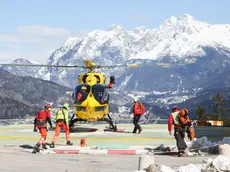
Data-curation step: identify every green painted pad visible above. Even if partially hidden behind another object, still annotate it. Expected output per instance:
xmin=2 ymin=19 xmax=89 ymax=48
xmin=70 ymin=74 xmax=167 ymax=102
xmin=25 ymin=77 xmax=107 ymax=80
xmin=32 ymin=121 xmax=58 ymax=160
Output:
xmin=96 ymin=144 xmax=130 ymax=149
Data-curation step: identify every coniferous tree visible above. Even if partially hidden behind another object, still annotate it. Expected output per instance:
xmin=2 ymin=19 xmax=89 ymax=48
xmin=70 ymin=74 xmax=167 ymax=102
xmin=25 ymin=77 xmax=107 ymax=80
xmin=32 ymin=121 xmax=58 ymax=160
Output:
xmin=210 ymin=93 xmax=227 ymax=120
xmin=196 ymin=105 xmax=207 ymax=120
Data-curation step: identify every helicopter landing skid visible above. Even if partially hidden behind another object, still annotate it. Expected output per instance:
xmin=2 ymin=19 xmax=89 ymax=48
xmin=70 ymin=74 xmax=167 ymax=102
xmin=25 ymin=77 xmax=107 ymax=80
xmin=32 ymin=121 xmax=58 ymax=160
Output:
xmin=98 ymin=114 xmax=117 ymax=132
xmin=68 ymin=114 xmax=117 ymax=132
xmin=68 ymin=116 xmax=88 ymax=132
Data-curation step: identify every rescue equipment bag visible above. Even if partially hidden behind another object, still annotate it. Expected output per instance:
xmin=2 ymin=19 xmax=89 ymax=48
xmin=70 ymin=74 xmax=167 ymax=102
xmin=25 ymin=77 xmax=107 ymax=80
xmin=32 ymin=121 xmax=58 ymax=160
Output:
xmin=178 ymin=109 xmax=190 ymax=125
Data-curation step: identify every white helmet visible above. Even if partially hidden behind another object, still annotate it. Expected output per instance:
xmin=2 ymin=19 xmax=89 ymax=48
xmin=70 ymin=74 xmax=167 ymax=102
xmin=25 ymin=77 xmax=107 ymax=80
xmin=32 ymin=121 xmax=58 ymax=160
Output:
xmin=133 ymin=98 xmax=139 ymax=102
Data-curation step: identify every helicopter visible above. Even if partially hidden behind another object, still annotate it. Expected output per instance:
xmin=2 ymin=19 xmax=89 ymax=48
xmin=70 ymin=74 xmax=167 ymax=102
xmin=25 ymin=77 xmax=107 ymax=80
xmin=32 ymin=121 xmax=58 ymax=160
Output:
xmin=0 ymin=60 xmax=168 ymax=132
xmin=68 ymin=60 xmax=141 ymax=131
xmin=0 ymin=60 xmax=141 ymax=131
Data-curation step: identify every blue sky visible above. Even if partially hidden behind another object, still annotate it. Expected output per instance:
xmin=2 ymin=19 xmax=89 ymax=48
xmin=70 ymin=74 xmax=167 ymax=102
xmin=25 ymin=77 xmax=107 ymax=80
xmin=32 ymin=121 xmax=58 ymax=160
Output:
xmin=0 ymin=0 xmax=230 ymax=63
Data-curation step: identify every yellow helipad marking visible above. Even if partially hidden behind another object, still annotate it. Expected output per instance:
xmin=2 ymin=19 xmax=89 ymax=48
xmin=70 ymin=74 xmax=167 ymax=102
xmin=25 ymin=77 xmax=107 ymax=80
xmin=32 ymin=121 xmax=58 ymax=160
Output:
xmin=0 ymin=135 xmax=175 ymax=141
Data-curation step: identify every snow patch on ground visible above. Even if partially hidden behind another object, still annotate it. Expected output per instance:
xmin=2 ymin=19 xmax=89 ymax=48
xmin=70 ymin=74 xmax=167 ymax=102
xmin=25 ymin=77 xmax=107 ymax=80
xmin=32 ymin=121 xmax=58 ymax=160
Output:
xmin=135 ymin=155 xmax=230 ymax=172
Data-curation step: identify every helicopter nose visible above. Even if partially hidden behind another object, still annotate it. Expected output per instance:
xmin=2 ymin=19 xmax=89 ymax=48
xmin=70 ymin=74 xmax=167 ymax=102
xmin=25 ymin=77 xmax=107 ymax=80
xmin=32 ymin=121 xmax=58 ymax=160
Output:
xmin=87 ymin=101 xmax=94 ymax=108
xmin=86 ymin=102 xmax=94 ymax=112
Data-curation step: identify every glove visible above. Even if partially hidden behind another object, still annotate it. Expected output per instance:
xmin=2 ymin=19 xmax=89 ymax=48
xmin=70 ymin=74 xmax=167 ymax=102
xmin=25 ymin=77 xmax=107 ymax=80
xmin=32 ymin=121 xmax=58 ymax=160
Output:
xmin=110 ymin=76 xmax=115 ymax=84
xmin=33 ymin=127 xmax=38 ymax=132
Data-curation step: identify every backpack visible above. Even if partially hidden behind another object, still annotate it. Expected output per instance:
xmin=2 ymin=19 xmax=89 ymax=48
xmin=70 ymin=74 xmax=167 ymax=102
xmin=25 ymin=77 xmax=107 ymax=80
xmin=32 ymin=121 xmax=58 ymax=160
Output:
xmin=178 ymin=109 xmax=190 ymax=125
xmin=134 ymin=103 xmax=145 ymax=115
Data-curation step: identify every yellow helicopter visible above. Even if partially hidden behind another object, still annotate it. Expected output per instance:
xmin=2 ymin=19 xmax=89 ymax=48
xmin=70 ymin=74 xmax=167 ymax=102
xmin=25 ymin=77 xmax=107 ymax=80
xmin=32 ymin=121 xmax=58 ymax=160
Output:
xmin=0 ymin=60 xmax=168 ymax=131
xmin=0 ymin=60 xmax=141 ymax=131
xmin=68 ymin=60 xmax=141 ymax=131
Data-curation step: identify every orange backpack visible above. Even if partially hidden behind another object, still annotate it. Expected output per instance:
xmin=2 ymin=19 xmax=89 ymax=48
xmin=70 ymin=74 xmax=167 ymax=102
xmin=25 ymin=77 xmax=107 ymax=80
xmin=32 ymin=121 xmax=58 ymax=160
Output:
xmin=178 ymin=109 xmax=195 ymax=141
xmin=134 ymin=103 xmax=145 ymax=115
xmin=178 ymin=109 xmax=191 ymax=125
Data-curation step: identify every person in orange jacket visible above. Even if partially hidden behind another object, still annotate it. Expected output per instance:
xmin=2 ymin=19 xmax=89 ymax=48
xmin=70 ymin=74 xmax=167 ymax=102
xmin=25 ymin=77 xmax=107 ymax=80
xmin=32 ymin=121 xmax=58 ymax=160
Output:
xmin=33 ymin=104 xmax=53 ymax=153
xmin=132 ymin=98 xmax=145 ymax=134
xmin=168 ymin=106 xmax=193 ymax=157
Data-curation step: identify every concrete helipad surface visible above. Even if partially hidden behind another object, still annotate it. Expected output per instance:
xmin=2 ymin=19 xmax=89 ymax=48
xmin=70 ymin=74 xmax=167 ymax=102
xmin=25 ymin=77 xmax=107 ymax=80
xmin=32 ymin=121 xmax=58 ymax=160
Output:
xmin=0 ymin=123 xmax=227 ymax=172
xmin=0 ymin=124 xmax=229 ymax=147
xmin=0 ymin=124 xmax=177 ymax=147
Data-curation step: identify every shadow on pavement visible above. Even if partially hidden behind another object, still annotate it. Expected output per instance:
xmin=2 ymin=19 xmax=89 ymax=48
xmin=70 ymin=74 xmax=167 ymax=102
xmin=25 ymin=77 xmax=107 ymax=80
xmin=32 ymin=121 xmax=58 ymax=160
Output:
xmin=19 ymin=145 xmax=34 ymax=149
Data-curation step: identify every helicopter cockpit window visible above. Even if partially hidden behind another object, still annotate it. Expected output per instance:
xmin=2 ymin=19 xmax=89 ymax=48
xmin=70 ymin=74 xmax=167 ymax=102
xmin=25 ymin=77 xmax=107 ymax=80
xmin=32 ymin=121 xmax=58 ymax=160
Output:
xmin=73 ymin=84 xmax=90 ymax=103
xmin=92 ymin=84 xmax=109 ymax=104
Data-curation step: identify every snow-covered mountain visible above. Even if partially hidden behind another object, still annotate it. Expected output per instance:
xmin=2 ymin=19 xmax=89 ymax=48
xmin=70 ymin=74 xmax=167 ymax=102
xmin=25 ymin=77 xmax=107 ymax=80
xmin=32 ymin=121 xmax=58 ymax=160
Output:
xmin=2 ymin=58 xmax=42 ymax=78
xmin=47 ymin=14 xmax=230 ymax=63
xmin=3 ymin=14 xmax=230 ymax=117
xmin=43 ymin=14 xmax=230 ymax=87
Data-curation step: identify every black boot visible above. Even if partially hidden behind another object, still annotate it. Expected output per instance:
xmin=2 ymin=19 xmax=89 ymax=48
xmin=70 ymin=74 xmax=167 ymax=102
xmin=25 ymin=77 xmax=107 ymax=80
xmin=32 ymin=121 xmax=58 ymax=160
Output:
xmin=32 ymin=143 xmax=40 ymax=153
xmin=178 ymin=150 xmax=184 ymax=157
xmin=138 ymin=128 xmax=143 ymax=134
xmin=50 ymin=143 xmax=55 ymax=148
xmin=132 ymin=128 xmax=137 ymax=133
xmin=66 ymin=141 xmax=73 ymax=145
xmin=42 ymin=143 xmax=47 ymax=150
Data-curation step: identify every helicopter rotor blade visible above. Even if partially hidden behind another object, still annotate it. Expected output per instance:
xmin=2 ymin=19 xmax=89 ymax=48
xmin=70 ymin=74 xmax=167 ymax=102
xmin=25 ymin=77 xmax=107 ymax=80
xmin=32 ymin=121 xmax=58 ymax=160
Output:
xmin=96 ymin=63 xmax=169 ymax=69
xmin=127 ymin=64 xmax=140 ymax=68
xmin=96 ymin=63 xmax=140 ymax=69
xmin=0 ymin=63 xmax=85 ymax=68
xmin=0 ymin=61 xmax=169 ymax=70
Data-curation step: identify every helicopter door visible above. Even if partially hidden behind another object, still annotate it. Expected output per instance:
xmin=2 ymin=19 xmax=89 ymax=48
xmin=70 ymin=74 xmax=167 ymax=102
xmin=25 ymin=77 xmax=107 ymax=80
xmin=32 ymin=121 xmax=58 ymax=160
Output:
xmin=73 ymin=84 xmax=90 ymax=103
xmin=92 ymin=84 xmax=109 ymax=104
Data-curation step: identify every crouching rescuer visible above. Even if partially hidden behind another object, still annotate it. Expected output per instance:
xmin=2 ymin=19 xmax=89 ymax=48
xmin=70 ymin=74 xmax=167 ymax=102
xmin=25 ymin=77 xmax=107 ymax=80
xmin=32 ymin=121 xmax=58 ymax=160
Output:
xmin=33 ymin=104 xmax=53 ymax=152
xmin=168 ymin=106 xmax=195 ymax=157
xmin=50 ymin=103 xmax=73 ymax=148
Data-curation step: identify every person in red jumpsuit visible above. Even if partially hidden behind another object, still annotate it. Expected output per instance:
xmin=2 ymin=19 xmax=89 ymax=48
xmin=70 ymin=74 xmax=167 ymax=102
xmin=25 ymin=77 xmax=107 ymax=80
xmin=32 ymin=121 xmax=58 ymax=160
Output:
xmin=33 ymin=104 xmax=53 ymax=153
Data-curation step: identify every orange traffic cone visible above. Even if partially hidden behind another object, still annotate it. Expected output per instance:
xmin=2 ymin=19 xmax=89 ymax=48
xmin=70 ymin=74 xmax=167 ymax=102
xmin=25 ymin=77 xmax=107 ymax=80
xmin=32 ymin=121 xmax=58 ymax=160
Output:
xmin=80 ymin=138 xmax=86 ymax=147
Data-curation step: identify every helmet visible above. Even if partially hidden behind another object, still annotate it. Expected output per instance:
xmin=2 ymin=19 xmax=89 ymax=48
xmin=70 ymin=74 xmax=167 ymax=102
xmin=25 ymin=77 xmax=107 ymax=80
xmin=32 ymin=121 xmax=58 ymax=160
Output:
xmin=172 ymin=105 xmax=179 ymax=112
xmin=81 ymin=86 xmax=87 ymax=90
xmin=44 ymin=104 xmax=51 ymax=111
xmin=133 ymin=98 xmax=139 ymax=103
xmin=63 ymin=103 xmax=69 ymax=110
